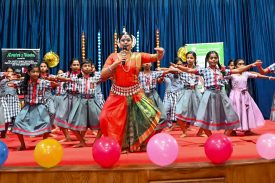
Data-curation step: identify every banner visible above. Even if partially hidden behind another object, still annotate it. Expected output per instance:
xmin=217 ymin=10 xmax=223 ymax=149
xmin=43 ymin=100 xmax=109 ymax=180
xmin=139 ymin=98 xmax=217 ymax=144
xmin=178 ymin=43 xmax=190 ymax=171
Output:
xmin=1 ymin=48 xmax=40 ymax=73
xmin=186 ymin=42 xmax=224 ymax=67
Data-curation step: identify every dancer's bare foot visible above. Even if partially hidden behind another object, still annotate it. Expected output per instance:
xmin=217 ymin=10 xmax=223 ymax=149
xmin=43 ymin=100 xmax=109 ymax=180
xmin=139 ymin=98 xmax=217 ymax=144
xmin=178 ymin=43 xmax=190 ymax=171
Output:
xmin=204 ymin=129 xmax=212 ymax=137
xmin=72 ymin=143 xmax=88 ymax=148
xmin=51 ymin=127 xmax=60 ymax=134
xmin=17 ymin=145 xmax=26 ymax=151
xmin=187 ymin=128 xmax=195 ymax=131
xmin=180 ymin=133 xmax=187 ymax=138
xmin=196 ymin=133 xmax=208 ymax=137
xmin=121 ymin=150 xmax=128 ymax=154
xmin=230 ymin=130 xmax=237 ymax=136
xmin=59 ymin=138 xmax=72 ymax=142
xmin=164 ymin=127 xmax=173 ymax=132
xmin=91 ymin=130 xmax=98 ymax=136
xmin=225 ymin=130 xmax=236 ymax=136
xmin=140 ymin=145 xmax=147 ymax=152
xmin=0 ymin=132 xmax=6 ymax=138
xmin=49 ymin=133 xmax=58 ymax=138
xmin=244 ymin=130 xmax=256 ymax=136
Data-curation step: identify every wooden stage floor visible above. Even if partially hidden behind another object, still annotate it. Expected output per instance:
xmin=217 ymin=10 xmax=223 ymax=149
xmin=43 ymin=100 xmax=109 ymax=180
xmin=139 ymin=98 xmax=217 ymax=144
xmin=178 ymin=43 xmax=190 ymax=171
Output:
xmin=1 ymin=120 xmax=275 ymax=183
xmin=1 ymin=159 xmax=275 ymax=183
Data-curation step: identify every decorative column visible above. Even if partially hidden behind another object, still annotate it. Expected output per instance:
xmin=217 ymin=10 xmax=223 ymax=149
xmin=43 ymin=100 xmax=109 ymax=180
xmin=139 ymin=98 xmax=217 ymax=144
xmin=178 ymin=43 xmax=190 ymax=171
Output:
xmin=97 ymin=31 xmax=102 ymax=71
xmin=81 ymin=32 xmax=86 ymax=61
xmin=136 ymin=30 xmax=140 ymax=52
xmin=114 ymin=31 xmax=118 ymax=53
xmin=156 ymin=29 xmax=160 ymax=68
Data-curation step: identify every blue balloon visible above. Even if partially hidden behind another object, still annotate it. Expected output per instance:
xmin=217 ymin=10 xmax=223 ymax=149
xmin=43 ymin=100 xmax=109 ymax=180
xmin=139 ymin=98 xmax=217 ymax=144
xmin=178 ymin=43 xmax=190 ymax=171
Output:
xmin=0 ymin=141 xmax=8 ymax=166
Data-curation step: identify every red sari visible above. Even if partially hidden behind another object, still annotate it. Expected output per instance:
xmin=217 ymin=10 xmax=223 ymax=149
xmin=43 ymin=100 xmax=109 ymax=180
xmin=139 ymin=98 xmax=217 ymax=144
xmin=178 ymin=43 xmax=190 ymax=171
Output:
xmin=100 ymin=52 xmax=161 ymax=152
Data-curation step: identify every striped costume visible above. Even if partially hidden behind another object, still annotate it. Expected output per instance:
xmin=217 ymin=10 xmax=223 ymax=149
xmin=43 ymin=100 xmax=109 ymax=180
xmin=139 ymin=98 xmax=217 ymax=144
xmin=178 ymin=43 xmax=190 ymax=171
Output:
xmin=163 ymin=73 xmax=185 ymax=125
xmin=2 ymin=79 xmax=21 ymax=121
xmin=94 ymin=71 xmax=105 ymax=108
xmin=194 ymin=67 xmax=240 ymax=130
xmin=175 ymin=71 xmax=202 ymax=124
xmin=0 ymin=79 xmax=13 ymax=125
xmin=13 ymin=79 xmax=53 ymax=136
xmin=54 ymin=71 xmax=80 ymax=129
xmin=68 ymin=74 xmax=102 ymax=131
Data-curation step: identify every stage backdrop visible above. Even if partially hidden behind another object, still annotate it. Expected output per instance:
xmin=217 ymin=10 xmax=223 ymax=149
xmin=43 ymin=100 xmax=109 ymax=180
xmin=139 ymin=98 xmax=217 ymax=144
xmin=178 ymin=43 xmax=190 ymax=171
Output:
xmin=0 ymin=0 xmax=274 ymax=118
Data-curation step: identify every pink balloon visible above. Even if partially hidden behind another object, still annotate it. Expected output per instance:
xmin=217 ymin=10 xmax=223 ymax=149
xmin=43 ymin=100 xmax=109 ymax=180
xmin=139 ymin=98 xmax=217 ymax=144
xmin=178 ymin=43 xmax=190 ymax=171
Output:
xmin=92 ymin=137 xmax=121 ymax=168
xmin=256 ymin=133 xmax=275 ymax=160
xmin=147 ymin=133 xmax=179 ymax=166
xmin=204 ymin=134 xmax=233 ymax=164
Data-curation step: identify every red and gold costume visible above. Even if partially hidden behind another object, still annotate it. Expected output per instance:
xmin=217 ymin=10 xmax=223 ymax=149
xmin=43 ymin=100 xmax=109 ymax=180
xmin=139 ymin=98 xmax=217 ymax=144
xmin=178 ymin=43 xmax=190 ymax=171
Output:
xmin=100 ymin=52 xmax=160 ymax=152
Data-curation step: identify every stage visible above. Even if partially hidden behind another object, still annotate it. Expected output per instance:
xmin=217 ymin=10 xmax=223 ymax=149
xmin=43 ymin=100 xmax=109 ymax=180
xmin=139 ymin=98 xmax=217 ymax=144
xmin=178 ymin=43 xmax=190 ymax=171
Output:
xmin=1 ymin=121 xmax=275 ymax=183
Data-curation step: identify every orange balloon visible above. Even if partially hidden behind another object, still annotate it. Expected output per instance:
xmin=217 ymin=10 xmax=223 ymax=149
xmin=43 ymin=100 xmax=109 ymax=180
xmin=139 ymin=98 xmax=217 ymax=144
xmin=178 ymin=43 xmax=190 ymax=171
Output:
xmin=34 ymin=138 xmax=63 ymax=168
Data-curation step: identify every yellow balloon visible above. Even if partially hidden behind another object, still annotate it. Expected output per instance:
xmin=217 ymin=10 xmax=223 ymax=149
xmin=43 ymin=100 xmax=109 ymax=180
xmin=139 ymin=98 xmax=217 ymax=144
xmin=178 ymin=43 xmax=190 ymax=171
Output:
xmin=34 ymin=138 xmax=64 ymax=168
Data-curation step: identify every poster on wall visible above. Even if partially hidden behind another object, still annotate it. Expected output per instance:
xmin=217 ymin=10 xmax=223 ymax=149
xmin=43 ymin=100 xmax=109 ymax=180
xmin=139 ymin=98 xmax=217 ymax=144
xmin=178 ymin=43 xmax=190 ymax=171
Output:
xmin=186 ymin=42 xmax=224 ymax=68
xmin=1 ymin=48 xmax=40 ymax=73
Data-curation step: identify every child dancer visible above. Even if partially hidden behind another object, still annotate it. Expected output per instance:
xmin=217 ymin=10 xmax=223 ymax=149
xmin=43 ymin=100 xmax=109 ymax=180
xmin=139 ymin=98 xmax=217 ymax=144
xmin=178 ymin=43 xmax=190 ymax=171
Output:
xmin=53 ymin=70 xmax=65 ymax=104
xmin=39 ymin=62 xmax=56 ymax=124
xmin=91 ymin=63 xmax=105 ymax=108
xmin=161 ymin=73 xmax=172 ymax=128
xmin=54 ymin=59 xmax=81 ymax=141
xmin=0 ymin=100 xmax=7 ymax=134
xmin=139 ymin=63 xmax=176 ymax=127
xmin=256 ymin=62 xmax=275 ymax=121
xmin=0 ymin=72 xmax=11 ymax=136
xmin=90 ymin=64 xmax=105 ymax=136
xmin=172 ymin=51 xmax=260 ymax=136
xmin=12 ymin=65 xmax=58 ymax=150
xmin=53 ymin=69 xmax=65 ymax=110
xmin=175 ymin=51 xmax=204 ymax=137
xmin=52 ymin=69 xmax=66 ymax=133
xmin=224 ymin=59 xmax=235 ymax=96
xmin=161 ymin=57 xmax=186 ymax=129
xmin=0 ymin=67 xmax=21 ymax=138
xmin=229 ymin=59 xmax=272 ymax=135
xmin=58 ymin=59 xmax=102 ymax=147
xmin=228 ymin=60 xmax=235 ymax=70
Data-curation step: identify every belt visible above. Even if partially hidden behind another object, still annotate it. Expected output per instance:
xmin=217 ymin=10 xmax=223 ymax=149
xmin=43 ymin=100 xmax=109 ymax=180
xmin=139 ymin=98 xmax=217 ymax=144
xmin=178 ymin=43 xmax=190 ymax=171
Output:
xmin=206 ymin=86 xmax=222 ymax=91
xmin=55 ymin=93 xmax=66 ymax=96
xmin=144 ymin=89 xmax=156 ymax=94
xmin=79 ymin=94 xmax=95 ymax=99
xmin=27 ymin=102 xmax=43 ymax=106
xmin=110 ymin=84 xmax=141 ymax=96
xmin=184 ymin=85 xmax=195 ymax=90
xmin=67 ymin=91 xmax=79 ymax=95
